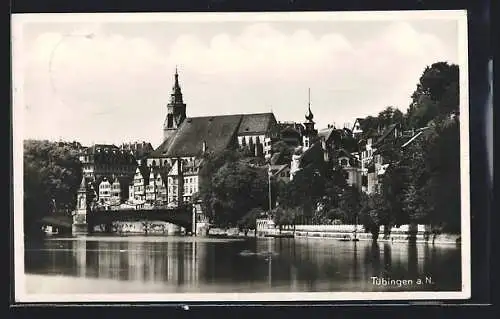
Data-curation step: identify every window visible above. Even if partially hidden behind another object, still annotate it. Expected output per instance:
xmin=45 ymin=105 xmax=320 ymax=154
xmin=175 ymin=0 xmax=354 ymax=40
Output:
xmin=340 ymin=159 xmax=348 ymax=166
xmin=362 ymin=176 xmax=368 ymax=187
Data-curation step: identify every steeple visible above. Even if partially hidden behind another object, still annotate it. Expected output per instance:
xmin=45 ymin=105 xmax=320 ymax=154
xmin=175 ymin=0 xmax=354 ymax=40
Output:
xmin=302 ymin=88 xmax=317 ymax=150
xmin=170 ymin=65 xmax=184 ymax=104
xmin=305 ymin=88 xmax=314 ymax=123
xmin=163 ymin=66 xmax=187 ymax=142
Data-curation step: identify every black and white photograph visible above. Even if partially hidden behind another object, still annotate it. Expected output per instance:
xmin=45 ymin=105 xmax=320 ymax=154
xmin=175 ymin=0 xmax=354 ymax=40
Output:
xmin=12 ymin=11 xmax=470 ymax=302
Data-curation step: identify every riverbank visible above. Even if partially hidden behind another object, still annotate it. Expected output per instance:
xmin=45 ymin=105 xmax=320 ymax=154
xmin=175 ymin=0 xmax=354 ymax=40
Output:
xmin=207 ymin=227 xmax=461 ymax=245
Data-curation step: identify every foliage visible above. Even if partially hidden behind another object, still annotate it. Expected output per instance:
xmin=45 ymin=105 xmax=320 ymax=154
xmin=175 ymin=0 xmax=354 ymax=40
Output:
xmin=197 ymin=150 xmax=269 ymax=227
xmin=271 ymin=140 xmax=293 ymax=164
xmin=359 ymin=192 xmax=390 ymax=240
xmin=273 ymin=206 xmax=301 ymax=230
xmin=237 ymin=207 xmax=264 ymax=234
xmin=337 ymin=185 xmax=363 ymax=224
xmin=406 ymin=62 xmax=459 ymax=129
xmin=23 ymin=140 xmax=83 ymax=237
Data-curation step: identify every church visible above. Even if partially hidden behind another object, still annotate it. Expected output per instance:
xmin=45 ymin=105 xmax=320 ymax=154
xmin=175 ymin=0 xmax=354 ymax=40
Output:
xmin=141 ymin=69 xmax=278 ymax=206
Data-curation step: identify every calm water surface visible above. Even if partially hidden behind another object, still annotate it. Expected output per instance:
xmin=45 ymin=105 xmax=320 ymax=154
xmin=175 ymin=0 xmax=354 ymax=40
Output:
xmin=24 ymin=236 xmax=461 ymax=294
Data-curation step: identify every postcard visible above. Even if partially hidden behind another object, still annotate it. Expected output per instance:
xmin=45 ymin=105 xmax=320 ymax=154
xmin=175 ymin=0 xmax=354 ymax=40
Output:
xmin=12 ymin=10 xmax=470 ymax=303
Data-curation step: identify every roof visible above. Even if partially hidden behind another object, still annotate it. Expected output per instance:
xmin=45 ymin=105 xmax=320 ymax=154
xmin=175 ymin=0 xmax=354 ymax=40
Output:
xmin=280 ymin=125 xmax=302 ymax=137
xmin=120 ymin=142 xmax=154 ymax=160
xmin=237 ymin=112 xmax=276 ymax=135
xmin=150 ymin=114 xmax=242 ymax=158
xmin=318 ymin=127 xmax=334 ymax=140
xmin=336 ymin=148 xmax=355 ymax=159
xmin=299 ymin=142 xmax=324 ymax=168
xmin=270 ymin=164 xmax=289 ymax=176
xmin=400 ymin=126 xmax=433 ymax=149
xmin=81 ymin=144 xmax=137 ymax=165
xmin=373 ymin=123 xmax=399 ymax=147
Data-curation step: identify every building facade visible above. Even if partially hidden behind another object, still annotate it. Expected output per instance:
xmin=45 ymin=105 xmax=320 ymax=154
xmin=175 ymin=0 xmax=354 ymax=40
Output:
xmin=78 ymin=144 xmax=137 ymax=180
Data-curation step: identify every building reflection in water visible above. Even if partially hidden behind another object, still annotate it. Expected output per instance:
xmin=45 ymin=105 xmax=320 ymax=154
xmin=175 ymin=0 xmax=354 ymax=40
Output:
xmin=25 ymin=237 xmax=462 ymax=293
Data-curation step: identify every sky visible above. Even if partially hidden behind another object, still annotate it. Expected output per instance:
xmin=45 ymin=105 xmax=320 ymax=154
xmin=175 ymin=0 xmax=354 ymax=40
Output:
xmin=14 ymin=12 xmax=463 ymax=149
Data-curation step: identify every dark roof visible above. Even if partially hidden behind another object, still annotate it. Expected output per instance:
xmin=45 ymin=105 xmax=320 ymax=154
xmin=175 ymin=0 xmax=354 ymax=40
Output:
xmin=270 ymin=164 xmax=289 ymax=176
xmin=299 ymin=142 xmax=324 ymax=168
xmin=373 ymin=123 xmax=399 ymax=147
xmin=336 ymin=148 xmax=355 ymax=159
xmin=237 ymin=112 xmax=276 ymax=135
xmin=281 ymin=125 xmax=302 ymax=137
xmin=400 ymin=127 xmax=433 ymax=149
xmin=82 ymin=144 xmax=137 ymax=165
xmin=121 ymin=142 xmax=154 ymax=160
xmin=318 ymin=127 xmax=335 ymax=141
xmin=151 ymin=114 xmax=242 ymax=158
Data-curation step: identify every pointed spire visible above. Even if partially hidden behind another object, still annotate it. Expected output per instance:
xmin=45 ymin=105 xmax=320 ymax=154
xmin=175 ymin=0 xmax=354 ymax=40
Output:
xmin=305 ymin=88 xmax=314 ymax=122
xmin=170 ymin=65 xmax=183 ymax=104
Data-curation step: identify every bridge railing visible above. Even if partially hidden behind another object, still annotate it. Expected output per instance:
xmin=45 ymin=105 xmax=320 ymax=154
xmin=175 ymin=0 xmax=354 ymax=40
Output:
xmin=92 ymin=203 xmax=192 ymax=212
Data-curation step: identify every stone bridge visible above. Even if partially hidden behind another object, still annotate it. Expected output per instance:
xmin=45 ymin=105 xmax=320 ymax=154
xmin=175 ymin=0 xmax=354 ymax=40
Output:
xmin=40 ymin=202 xmax=208 ymax=236
xmin=88 ymin=206 xmax=193 ymax=231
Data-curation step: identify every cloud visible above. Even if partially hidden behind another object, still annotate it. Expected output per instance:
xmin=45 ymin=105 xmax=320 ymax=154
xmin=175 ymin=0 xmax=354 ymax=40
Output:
xmin=21 ymin=20 xmax=457 ymax=147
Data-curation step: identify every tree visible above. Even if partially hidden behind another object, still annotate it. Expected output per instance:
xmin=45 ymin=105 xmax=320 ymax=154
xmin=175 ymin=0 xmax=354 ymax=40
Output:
xmin=277 ymin=166 xmax=326 ymax=222
xmin=238 ymin=207 xmax=264 ymax=236
xmin=273 ymin=206 xmax=302 ymax=234
xmin=203 ymin=161 xmax=268 ymax=227
xmin=23 ymin=140 xmax=83 ymax=238
xmin=426 ymin=117 xmax=461 ymax=233
xmin=407 ymin=62 xmax=459 ymax=129
xmin=359 ymin=193 xmax=390 ymax=241
xmin=337 ymin=185 xmax=362 ymax=224
xmin=378 ymin=106 xmax=405 ymax=130
xmin=271 ymin=140 xmax=293 ymax=164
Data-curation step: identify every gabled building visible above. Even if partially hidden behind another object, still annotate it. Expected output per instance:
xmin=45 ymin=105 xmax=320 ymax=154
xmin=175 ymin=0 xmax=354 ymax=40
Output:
xmin=145 ymin=167 xmax=167 ymax=203
xmin=97 ymin=178 xmax=112 ymax=205
xmin=132 ymin=166 xmax=149 ymax=202
xmin=237 ymin=113 xmax=277 ymax=157
xmin=356 ymin=123 xmax=402 ymax=194
xmin=335 ymin=148 xmax=362 ymax=189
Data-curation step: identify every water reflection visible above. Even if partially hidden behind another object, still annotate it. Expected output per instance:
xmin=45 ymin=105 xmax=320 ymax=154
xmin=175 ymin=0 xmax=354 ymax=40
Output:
xmin=24 ymin=237 xmax=461 ymax=293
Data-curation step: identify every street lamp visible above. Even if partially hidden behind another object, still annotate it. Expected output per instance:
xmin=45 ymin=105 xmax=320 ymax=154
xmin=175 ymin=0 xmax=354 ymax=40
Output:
xmin=48 ymin=32 xmax=95 ymax=107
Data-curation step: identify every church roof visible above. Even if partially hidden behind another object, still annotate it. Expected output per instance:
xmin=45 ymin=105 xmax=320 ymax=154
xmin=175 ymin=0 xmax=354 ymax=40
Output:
xmin=151 ymin=114 xmax=242 ymax=158
xmin=237 ymin=112 xmax=276 ymax=136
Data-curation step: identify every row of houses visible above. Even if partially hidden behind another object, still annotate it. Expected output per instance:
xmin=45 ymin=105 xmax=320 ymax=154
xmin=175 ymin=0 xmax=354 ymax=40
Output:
xmin=76 ymin=69 xmax=428 ymax=211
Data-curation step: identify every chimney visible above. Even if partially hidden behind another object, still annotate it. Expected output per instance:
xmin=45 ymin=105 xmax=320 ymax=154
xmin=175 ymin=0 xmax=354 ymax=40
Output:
xmin=202 ymin=141 xmax=207 ymax=154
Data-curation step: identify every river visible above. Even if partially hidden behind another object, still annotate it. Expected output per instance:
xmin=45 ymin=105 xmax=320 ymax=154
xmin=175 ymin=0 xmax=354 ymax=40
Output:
xmin=23 ymin=235 xmax=461 ymax=294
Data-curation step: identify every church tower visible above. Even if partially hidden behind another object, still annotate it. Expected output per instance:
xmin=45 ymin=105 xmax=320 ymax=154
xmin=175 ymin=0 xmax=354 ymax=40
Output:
xmin=302 ymin=88 xmax=317 ymax=151
xmin=163 ymin=67 xmax=187 ymax=142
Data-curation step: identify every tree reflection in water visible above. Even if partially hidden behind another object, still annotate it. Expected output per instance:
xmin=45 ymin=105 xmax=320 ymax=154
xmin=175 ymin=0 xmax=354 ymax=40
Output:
xmin=24 ymin=237 xmax=461 ymax=293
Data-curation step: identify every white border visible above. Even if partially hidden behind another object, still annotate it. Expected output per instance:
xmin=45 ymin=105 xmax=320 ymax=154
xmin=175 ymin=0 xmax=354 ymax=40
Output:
xmin=12 ymin=10 xmax=470 ymax=303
